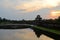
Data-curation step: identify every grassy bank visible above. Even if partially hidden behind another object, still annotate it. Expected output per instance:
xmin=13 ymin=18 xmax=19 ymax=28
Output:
xmin=32 ymin=26 xmax=60 ymax=35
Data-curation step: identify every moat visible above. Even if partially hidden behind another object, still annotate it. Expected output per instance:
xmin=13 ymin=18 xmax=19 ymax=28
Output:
xmin=0 ymin=28 xmax=54 ymax=40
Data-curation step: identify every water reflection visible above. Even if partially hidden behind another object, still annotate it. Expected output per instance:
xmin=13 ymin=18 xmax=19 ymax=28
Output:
xmin=39 ymin=34 xmax=54 ymax=40
xmin=0 ymin=28 xmax=54 ymax=40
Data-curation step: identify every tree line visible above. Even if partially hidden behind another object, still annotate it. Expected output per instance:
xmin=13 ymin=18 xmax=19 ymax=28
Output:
xmin=0 ymin=15 xmax=60 ymax=30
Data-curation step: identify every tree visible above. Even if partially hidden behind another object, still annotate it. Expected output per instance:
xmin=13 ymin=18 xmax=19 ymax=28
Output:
xmin=0 ymin=17 xmax=2 ymax=20
xmin=56 ymin=16 xmax=60 ymax=23
xmin=35 ymin=15 xmax=42 ymax=21
xmin=55 ymin=16 xmax=60 ymax=24
xmin=35 ymin=15 xmax=42 ymax=25
xmin=57 ymin=16 xmax=60 ymax=21
xmin=0 ymin=17 xmax=2 ymax=23
xmin=2 ymin=18 xmax=7 ymax=22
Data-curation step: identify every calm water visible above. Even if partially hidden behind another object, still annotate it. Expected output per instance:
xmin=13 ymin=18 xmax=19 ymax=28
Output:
xmin=0 ymin=28 xmax=54 ymax=40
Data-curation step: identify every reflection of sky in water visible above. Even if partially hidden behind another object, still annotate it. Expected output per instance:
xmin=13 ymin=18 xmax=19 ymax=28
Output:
xmin=0 ymin=28 xmax=54 ymax=40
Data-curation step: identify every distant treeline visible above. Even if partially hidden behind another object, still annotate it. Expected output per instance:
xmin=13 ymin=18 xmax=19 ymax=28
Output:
xmin=0 ymin=15 xmax=60 ymax=30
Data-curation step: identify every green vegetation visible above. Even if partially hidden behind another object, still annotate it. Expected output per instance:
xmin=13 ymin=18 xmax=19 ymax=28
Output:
xmin=0 ymin=15 xmax=60 ymax=34
xmin=32 ymin=26 xmax=60 ymax=35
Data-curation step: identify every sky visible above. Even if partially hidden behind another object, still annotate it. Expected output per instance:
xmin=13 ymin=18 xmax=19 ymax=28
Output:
xmin=0 ymin=0 xmax=60 ymax=20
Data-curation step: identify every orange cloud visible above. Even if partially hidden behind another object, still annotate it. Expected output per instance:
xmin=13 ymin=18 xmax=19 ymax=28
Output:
xmin=15 ymin=2 xmax=42 ymax=12
xmin=2 ymin=0 xmax=60 ymax=12
xmin=1 ymin=0 xmax=60 ymax=12
xmin=15 ymin=0 xmax=60 ymax=12
xmin=48 ymin=10 xmax=60 ymax=19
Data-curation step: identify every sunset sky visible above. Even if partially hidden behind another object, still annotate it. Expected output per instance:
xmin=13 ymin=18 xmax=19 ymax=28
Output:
xmin=0 ymin=0 xmax=60 ymax=20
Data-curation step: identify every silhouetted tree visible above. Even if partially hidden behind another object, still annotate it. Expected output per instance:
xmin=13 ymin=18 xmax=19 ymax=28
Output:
xmin=35 ymin=15 xmax=42 ymax=25
xmin=2 ymin=18 xmax=7 ymax=22
xmin=55 ymin=16 xmax=60 ymax=24
xmin=0 ymin=17 xmax=2 ymax=23
xmin=22 ymin=19 xmax=26 ymax=24
xmin=35 ymin=15 xmax=42 ymax=21
xmin=57 ymin=16 xmax=60 ymax=21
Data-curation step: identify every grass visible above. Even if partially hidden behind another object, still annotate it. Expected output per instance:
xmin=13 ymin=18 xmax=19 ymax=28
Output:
xmin=32 ymin=26 xmax=60 ymax=35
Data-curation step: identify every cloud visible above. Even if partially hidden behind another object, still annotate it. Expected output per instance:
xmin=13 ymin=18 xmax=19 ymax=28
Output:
xmin=0 ymin=0 xmax=60 ymax=20
xmin=0 ymin=0 xmax=60 ymax=12
xmin=15 ymin=0 xmax=60 ymax=12
xmin=46 ymin=6 xmax=60 ymax=19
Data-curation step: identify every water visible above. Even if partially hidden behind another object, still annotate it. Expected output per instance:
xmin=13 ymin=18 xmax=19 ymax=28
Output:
xmin=0 ymin=28 xmax=54 ymax=40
